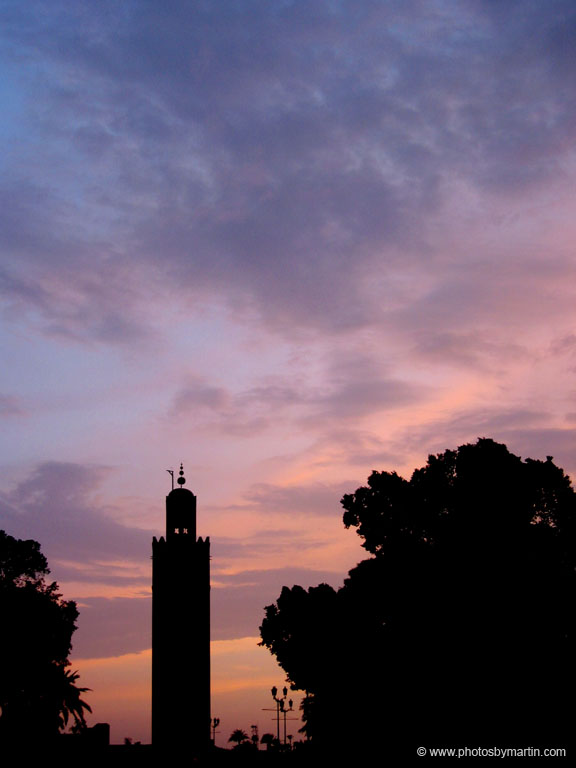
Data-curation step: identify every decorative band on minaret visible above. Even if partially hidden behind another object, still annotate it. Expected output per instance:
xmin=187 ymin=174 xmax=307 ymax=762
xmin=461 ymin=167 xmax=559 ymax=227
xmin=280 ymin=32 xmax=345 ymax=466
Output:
xmin=152 ymin=465 xmax=211 ymax=753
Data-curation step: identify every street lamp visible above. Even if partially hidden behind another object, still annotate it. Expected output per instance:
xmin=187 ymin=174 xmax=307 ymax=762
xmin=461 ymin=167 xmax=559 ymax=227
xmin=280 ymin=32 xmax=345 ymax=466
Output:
xmin=211 ymin=717 xmax=220 ymax=745
xmin=266 ymin=686 xmax=294 ymax=746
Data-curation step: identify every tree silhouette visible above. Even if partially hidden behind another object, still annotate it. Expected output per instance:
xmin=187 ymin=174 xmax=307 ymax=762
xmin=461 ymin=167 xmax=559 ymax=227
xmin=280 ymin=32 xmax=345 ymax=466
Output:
xmin=260 ymin=439 xmax=576 ymax=756
xmin=228 ymin=728 xmax=249 ymax=747
xmin=0 ymin=530 xmax=91 ymax=742
xmin=260 ymin=732 xmax=276 ymax=750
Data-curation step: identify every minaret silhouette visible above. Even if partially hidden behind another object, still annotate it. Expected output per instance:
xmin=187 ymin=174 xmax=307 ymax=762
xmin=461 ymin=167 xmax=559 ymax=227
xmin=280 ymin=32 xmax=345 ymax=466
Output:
xmin=152 ymin=464 xmax=210 ymax=753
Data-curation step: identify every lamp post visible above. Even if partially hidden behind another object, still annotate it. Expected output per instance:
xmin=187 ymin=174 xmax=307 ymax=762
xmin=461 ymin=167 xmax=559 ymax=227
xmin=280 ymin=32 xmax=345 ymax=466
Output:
xmin=282 ymin=697 xmax=293 ymax=745
xmin=210 ymin=717 xmax=220 ymax=746
xmin=272 ymin=686 xmax=282 ymax=742
xmin=266 ymin=686 xmax=294 ymax=746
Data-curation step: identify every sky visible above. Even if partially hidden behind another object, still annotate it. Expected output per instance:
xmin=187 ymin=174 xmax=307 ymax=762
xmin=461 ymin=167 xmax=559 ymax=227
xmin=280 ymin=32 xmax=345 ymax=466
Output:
xmin=1 ymin=0 xmax=576 ymax=745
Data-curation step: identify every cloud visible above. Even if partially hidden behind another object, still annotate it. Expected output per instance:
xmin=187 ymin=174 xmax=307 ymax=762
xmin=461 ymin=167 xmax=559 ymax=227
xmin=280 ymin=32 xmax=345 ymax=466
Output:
xmin=172 ymin=379 xmax=230 ymax=413
xmin=244 ymin=481 xmax=353 ymax=518
xmin=0 ymin=461 xmax=151 ymax=576
xmin=212 ymin=567 xmax=346 ymax=642
xmin=305 ymin=428 xmax=404 ymax=469
xmin=72 ymin=596 xmax=151 ymax=659
xmin=71 ymin=565 xmax=344 ymax=658
xmin=401 ymin=406 xmax=553 ymax=447
xmin=0 ymin=252 xmax=152 ymax=345
xmin=397 ymin=408 xmax=576 ymax=481
xmin=170 ymin=353 xmax=423 ymax=438
xmin=411 ymin=331 xmax=526 ymax=369
xmin=301 ymin=353 xmax=424 ymax=426
xmin=3 ymin=0 xmax=576 ymax=344
xmin=210 ymin=530 xmax=328 ymax=569
xmin=550 ymin=333 xmax=576 ymax=358
xmin=0 ymin=393 xmax=26 ymax=417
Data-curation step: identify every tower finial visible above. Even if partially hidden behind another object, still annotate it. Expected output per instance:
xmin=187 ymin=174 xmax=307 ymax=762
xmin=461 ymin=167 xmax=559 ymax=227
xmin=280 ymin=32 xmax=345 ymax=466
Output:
xmin=177 ymin=463 xmax=186 ymax=487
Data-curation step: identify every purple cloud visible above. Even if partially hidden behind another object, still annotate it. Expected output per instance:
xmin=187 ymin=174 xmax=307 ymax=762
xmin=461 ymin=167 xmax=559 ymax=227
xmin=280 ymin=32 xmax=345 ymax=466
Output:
xmin=72 ymin=596 xmax=151 ymax=659
xmin=2 ymin=0 xmax=575 ymax=345
xmin=0 ymin=461 xmax=150 ymax=569
xmin=171 ymin=353 xmax=423 ymax=438
xmin=398 ymin=410 xmax=576 ymax=481
xmin=0 ymin=393 xmax=26 ymax=417
xmin=244 ymin=481 xmax=356 ymax=518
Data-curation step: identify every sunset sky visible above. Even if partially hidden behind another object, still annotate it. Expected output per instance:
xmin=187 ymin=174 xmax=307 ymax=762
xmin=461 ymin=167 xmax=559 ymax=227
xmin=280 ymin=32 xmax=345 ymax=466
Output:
xmin=1 ymin=0 xmax=576 ymax=745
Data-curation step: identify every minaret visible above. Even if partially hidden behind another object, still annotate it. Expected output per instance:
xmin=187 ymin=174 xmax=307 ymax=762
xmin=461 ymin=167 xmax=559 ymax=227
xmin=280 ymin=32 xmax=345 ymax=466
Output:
xmin=152 ymin=464 xmax=210 ymax=753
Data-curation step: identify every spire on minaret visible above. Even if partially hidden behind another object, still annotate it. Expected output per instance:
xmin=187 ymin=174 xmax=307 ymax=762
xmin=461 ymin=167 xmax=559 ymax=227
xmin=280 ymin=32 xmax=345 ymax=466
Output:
xmin=165 ymin=463 xmax=196 ymax=540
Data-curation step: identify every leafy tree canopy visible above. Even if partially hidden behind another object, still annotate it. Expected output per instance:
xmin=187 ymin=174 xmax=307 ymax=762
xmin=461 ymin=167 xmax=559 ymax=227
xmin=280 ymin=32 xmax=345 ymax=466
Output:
xmin=0 ymin=530 xmax=91 ymax=742
xmin=260 ymin=439 xmax=576 ymax=754
xmin=341 ymin=438 xmax=576 ymax=554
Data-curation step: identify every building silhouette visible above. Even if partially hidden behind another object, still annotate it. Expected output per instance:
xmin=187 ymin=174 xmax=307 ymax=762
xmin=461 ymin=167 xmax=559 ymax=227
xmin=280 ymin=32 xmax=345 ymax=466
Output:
xmin=152 ymin=465 xmax=210 ymax=753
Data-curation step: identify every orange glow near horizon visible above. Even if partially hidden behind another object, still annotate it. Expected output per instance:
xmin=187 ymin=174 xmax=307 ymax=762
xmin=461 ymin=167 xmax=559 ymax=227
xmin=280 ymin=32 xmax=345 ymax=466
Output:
xmin=74 ymin=638 xmax=302 ymax=746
